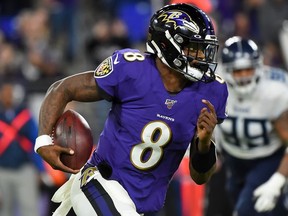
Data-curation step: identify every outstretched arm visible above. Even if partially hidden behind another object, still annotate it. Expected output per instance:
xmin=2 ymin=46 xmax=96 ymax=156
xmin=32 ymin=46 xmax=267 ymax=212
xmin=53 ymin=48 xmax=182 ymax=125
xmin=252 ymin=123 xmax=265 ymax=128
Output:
xmin=189 ymin=99 xmax=218 ymax=185
xmin=253 ymin=152 xmax=288 ymax=212
xmin=36 ymin=71 xmax=104 ymax=173
xmin=253 ymin=110 xmax=288 ymax=212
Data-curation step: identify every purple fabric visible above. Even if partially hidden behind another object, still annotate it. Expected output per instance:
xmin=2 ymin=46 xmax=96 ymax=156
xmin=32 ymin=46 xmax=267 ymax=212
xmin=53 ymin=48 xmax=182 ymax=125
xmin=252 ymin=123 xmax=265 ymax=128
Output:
xmin=89 ymin=48 xmax=228 ymax=213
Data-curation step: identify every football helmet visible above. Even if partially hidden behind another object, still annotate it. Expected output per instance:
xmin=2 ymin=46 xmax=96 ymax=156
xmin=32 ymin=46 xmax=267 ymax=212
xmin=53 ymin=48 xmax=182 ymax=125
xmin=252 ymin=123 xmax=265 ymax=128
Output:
xmin=221 ymin=36 xmax=262 ymax=97
xmin=146 ymin=3 xmax=219 ymax=82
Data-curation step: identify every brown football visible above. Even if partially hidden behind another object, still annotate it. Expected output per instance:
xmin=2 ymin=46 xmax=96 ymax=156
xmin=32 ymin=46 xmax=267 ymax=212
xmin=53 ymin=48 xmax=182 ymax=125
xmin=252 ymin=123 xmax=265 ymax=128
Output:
xmin=53 ymin=109 xmax=93 ymax=170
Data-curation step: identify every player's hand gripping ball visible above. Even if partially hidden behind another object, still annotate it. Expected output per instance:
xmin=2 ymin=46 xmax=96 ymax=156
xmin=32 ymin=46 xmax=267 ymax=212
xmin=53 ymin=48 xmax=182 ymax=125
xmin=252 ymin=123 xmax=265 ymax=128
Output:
xmin=53 ymin=109 xmax=93 ymax=170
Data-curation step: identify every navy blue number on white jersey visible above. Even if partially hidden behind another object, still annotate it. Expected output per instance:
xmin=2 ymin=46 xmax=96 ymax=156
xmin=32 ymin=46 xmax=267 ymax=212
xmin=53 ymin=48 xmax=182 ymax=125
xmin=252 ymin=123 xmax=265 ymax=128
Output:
xmin=268 ymin=67 xmax=287 ymax=83
xmin=220 ymin=116 xmax=270 ymax=149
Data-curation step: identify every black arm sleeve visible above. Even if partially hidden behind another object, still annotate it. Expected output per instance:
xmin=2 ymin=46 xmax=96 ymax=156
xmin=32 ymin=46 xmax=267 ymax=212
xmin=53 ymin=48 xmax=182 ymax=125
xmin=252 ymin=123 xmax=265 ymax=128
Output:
xmin=190 ymin=138 xmax=217 ymax=173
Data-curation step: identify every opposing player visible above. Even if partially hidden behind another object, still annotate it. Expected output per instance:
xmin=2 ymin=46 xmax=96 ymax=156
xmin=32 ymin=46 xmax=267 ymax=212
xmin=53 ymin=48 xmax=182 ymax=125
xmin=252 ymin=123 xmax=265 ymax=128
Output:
xmin=215 ymin=36 xmax=288 ymax=216
xmin=34 ymin=3 xmax=228 ymax=215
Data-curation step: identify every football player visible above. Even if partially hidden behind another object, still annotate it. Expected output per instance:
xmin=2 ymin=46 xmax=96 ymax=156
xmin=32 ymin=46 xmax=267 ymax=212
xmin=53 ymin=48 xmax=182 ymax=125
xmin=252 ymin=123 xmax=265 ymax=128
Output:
xmin=215 ymin=36 xmax=288 ymax=216
xmin=34 ymin=3 xmax=228 ymax=216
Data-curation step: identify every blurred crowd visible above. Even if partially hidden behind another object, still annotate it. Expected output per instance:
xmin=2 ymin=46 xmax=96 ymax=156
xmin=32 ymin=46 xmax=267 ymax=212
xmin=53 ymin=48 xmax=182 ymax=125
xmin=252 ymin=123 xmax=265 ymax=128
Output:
xmin=170 ymin=0 xmax=288 ymax=70
xmin=0 ymin=0 xmax=287 ymax=216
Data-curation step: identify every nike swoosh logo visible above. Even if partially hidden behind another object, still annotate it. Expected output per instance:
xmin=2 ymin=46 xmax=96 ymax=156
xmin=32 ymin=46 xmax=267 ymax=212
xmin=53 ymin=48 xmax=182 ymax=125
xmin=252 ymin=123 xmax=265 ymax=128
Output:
xmin=114 ymin=54 xmax=120 ymax=64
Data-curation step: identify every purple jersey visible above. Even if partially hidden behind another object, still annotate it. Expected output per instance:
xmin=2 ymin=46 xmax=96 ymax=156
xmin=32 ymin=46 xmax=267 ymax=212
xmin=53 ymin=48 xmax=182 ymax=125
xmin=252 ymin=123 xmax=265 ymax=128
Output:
xmin=89 ymin=48 xmax=228 ymax=213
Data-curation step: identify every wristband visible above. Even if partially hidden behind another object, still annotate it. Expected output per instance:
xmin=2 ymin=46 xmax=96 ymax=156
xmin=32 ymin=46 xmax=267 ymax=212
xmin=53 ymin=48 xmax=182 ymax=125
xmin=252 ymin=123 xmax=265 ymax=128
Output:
xmin=191 ymin=139 xmax=217 ymax=173
xmin=34 ymin=135 xmax=53 ymax=153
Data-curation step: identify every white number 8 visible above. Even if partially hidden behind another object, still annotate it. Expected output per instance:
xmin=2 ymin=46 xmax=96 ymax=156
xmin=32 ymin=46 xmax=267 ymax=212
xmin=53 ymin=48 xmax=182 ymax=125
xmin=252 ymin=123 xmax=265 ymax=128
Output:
xmin=130 ymin=121 xmax=172 ymax=170
xmin=123 ymin=52 xmax=145 ymax=62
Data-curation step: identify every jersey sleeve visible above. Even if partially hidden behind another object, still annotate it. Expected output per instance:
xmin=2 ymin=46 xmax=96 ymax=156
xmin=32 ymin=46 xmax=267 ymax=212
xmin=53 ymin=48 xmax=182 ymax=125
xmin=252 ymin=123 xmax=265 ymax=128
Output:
xmin=93 ymin=49 xmax=142 ymax=101
xmin=265 ymin=66 xmax=288 ymax=84
xmin=265 ymin=67 xmax=288 ymax=120
xmin=211 ymin=76 xmax=229 ymax=124
xmin=269 ymin=84 xmax=288 ymax=120
xmin=217 ymin=83 xmax=228 ymax=124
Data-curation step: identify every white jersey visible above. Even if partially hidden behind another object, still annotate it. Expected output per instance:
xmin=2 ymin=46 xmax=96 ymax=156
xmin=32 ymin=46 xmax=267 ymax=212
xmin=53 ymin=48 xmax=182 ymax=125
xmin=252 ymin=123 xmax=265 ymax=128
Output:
xmin=216 ymin=66 xmax=288 ymax=159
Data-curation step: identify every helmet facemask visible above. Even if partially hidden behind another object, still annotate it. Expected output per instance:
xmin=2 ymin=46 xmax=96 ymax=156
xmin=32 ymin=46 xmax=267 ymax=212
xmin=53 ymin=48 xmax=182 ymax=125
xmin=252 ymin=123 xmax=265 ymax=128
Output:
xmin=224 ymin=57 xmax=262 ymax=97
xmin=221 ymin=36 xmax=263 ymax=98
xmin=179 ymin=38 xmax=218 ymax=82
xmin=227 ymin=69 xmax=262 ymax=99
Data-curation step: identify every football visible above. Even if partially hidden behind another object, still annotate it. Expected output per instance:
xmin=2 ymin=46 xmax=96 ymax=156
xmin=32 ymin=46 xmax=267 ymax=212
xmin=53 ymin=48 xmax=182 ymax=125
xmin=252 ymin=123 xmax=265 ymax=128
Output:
xmin=53 ymin=109 xmax=93 ymax=170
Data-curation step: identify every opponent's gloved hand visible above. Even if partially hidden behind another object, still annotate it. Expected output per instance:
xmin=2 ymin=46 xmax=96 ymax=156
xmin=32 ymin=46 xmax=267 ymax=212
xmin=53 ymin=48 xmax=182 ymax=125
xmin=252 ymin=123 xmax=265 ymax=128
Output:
xmin=253 ymin=172 xmax=286 ymax=212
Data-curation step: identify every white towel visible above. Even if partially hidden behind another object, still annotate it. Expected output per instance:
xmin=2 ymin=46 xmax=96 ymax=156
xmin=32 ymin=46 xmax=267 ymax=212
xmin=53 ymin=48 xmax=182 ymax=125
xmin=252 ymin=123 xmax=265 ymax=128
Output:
xmin=51 ymin=174 xmax=77 ymax=216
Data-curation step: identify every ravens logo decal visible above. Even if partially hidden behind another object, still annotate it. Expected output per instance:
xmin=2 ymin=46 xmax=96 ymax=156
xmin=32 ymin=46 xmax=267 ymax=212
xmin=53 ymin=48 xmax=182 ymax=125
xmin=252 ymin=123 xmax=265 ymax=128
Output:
xmin=94 ymin=57 xmax=113 ymax=78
